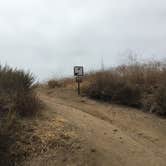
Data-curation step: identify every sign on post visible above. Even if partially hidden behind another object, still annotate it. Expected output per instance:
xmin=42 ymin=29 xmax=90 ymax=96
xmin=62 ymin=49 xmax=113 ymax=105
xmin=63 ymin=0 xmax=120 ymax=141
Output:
xmin=74 ymin=66 xmax=84 ymax=95
xmin=74 ymin=66 xmax=84 ymax=76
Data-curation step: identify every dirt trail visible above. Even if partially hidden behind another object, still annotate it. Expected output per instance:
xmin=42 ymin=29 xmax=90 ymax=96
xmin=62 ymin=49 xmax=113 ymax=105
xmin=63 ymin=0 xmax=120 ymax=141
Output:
xmin=24 ymin=88 xmax=166 ymax=166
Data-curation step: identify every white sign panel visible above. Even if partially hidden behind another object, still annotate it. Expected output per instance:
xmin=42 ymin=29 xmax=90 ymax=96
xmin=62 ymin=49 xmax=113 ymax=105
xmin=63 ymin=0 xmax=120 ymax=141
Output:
xmin=74 ymin=66 xmax=84 ymax=76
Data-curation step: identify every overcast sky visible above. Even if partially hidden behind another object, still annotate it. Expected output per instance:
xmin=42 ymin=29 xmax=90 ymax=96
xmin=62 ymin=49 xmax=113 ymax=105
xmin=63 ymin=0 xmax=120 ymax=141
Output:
xmin=0 ymin=0 xmax=166 ymax=80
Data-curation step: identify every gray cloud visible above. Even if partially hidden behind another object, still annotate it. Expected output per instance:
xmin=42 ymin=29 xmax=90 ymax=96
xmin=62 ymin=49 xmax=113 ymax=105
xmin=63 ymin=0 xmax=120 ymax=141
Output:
xmin=0 ymin=0 xmax=166 ymax=80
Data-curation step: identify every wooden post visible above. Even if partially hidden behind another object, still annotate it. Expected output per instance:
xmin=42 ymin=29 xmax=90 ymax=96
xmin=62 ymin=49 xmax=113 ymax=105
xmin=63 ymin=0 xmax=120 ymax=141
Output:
xmin=77 ymin=76 xmax=80 ymax=95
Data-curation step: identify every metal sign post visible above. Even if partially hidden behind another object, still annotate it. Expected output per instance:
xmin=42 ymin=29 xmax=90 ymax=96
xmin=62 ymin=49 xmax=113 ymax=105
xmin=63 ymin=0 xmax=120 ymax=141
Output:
xmin=74 ymin=66 xmax=84 ymax=95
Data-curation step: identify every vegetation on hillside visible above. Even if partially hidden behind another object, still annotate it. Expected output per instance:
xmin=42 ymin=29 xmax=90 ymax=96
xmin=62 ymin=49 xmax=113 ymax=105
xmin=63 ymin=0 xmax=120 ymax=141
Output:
xmin=0 ymin=65 xmax=40 ymax=166
xmin=83 ymin=59 xmax=166 ymax=116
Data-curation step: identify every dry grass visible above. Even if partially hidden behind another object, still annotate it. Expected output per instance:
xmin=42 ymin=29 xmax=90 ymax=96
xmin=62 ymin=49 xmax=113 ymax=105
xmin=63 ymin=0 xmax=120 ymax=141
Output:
xmin=82 ymin=60 xmax=166 ymax=116
xmin=47 ymin=77 xmax=74 ymax=89
xmin=0 ymin=65 xmax=40 ymax=116
xmin=0 ymin=64 xmax=41 ymax=166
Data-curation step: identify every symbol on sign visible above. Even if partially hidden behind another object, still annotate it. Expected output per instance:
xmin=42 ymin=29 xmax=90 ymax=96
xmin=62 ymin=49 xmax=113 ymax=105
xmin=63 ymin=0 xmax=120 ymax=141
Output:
xmin=74 ymin=66 xmax=84 ymax=76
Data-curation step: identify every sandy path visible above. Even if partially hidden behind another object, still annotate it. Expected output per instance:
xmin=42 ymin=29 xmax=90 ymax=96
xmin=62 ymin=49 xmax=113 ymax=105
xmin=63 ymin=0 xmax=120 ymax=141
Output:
xmin=37 ymin=88 xmax=166 ymax=166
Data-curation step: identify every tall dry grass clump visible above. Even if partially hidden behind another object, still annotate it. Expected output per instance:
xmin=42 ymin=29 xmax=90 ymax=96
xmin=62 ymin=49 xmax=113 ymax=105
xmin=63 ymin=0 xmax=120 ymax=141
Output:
xmin=0 ymin=65 xmax=40 ymax=165
xmin=0 ymin=65 xmax=40 ymax=116
xmin=47 ymin=77 xmax=74 ymax=89
xmin=83 ymin=60 xmax=166 ymax=116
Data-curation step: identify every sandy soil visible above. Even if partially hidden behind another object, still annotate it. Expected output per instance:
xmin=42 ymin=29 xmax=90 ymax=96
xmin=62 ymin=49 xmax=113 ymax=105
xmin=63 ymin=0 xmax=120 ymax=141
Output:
xmin=23 ymin=87 xmax=166 ymax=166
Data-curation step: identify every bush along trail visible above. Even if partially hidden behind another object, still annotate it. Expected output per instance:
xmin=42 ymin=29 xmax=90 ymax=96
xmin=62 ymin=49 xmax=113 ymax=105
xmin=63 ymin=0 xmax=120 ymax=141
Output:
xmin=82 ymin=61 xmax=166 ymax=116
xmin=0 ymin=65 xmax=40 ymax=166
